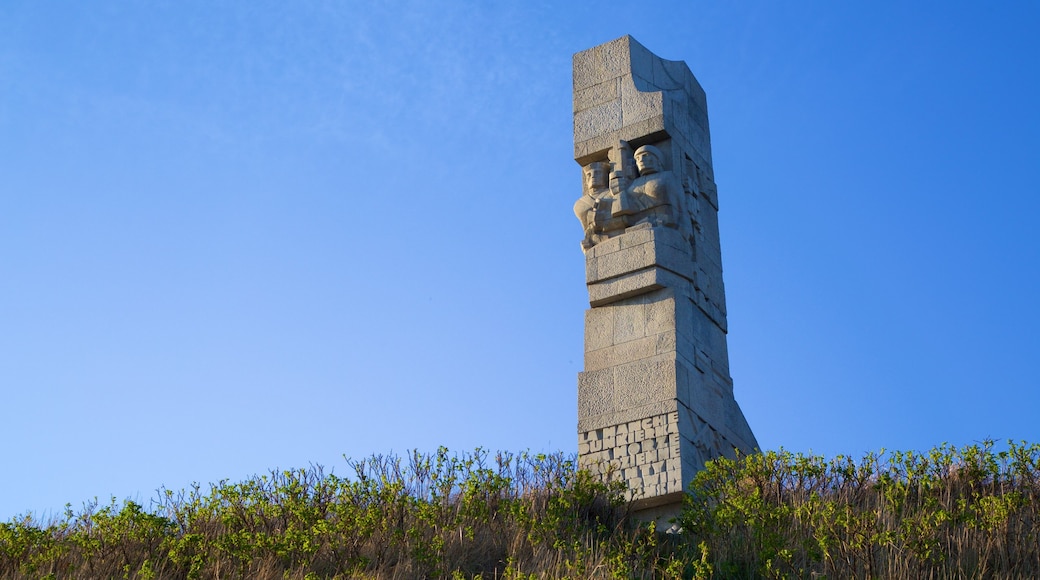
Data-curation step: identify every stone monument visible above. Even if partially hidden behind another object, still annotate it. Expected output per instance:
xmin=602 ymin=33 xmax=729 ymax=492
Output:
xmin=573 ymin=36 xmax=758 ymax=522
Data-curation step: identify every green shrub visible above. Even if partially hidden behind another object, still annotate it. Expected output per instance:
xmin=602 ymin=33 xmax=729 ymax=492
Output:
xmin=3 ymin=441 xmax=1038 ymax=579
xmin=679 ymin=440 xmax=1040 ymax=578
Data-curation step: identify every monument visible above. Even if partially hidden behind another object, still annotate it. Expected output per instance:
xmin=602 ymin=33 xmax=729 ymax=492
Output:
xmin=573 ymin=36 xmax=758 ymax=522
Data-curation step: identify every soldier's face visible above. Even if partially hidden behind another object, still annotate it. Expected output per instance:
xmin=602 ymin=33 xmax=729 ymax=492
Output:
xmin=586 ymin=165 xmax=607 ymax=188
xmin=636 ymin=152 xmax=658 ymax=175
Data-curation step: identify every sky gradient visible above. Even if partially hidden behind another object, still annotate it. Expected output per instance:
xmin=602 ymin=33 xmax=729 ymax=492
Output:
xmin=2 ymin=1 xmax=1038 ymax=519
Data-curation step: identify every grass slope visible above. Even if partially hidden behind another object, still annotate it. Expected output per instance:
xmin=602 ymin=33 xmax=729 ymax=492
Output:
xmin=2 ymin=441 xmax=1039 ymax=579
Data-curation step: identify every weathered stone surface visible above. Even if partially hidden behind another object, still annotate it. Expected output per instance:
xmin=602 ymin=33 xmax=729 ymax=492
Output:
xmin=573 ymin=36 xmax=758 ymax=523
xmin=585 ymin=227 xmax=691 ymax=285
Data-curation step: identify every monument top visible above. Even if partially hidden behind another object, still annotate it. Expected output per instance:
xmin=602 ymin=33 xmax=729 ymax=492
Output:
xmin=573 ymin=35 xmax=711 ymax=174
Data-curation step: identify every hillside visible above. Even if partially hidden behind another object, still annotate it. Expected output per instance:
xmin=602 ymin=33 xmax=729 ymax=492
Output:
xmin=2 ymin=441 xmax=1039 ymax=579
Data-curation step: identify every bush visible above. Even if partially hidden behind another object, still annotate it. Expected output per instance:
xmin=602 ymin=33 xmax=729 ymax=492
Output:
xmin=679 ymin=440 xmax=1040 ymax=578
xmin=0 ymin=449 xmax=654 ymax=579
xmin=3 ymin=441 xmax=1038 ymax=579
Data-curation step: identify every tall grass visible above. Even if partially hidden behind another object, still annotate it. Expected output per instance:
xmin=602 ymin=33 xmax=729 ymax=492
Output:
xmin=0 ymin=449 xmax=664 ymax=579
xmin=681 ymin=439 xmax=1040 ymax=578
xmin=2 ymin=441 xmax=1039 ymax=579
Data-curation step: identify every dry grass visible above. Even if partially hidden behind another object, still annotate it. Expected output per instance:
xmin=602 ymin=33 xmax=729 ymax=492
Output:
xmin=0 ymin=449 xmax=664 ymax=579
xmin=681 ymin=440 xmax=1040 ymax=579
xmin=2 ymin=441 xmax=1039 ymax=579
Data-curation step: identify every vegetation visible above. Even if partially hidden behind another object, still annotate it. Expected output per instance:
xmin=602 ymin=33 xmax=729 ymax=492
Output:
xmin=680 ymin=440 xmax=1040 ymax=579
xmin=2 ymin=441 xmax=1039 ymax=579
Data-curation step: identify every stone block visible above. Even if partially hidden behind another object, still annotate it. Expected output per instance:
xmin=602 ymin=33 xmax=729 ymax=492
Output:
xmin=621 ymin=76 xmax=664 ymax=126
xmin=644 ymin=292 xmax=676 ymax=335
xmin=574 ymin=101 xmax=622 ymax=144
xmin=627 ymin=37 xmax=655 ymax=82
xmin=612 ymin=300 xmax=647 ymax=344
xmin=584 ymin=335 xmax=658 ymax=372
xmin=585 ymin=228 xmax=693 ymax=286
xmin=651 ymin=241 xmax=694 ymax=281
xmin=711 ymin=355 xmax=731 ymax=383
xmin=584 ymin=254 xmax=598 ymax=283
xmin=590 ymin=265 xmax=688 ymax=307
xmin=587 ymin=234 xmax=622 ymax=258
xmin=584 ymin=308 xmax=614 ymax=352
xmin=693 ymin=348 xmax=709 ymax=374
xmin=666 ymin=99 xmax=690 ymax=146
xmin=654 ymin=331 xmax=676 ymax=356
xmin=577 ymin=368 xmax=614 ymax=419
xmin=572 ymin=38 xmax=627 ymax=92
xmin=619 ymin=226 xmax=653 ymax=249
xmin=612 ymin=355 xmax=676 ymax=408
xmin=595 ymin=243 xmax=650 ymax=281
xmin=587 ymin=268 xmax=663 ymax=306
xmin=623 ymin=116 xmax=667 ymax=144
xmin=683 ymin=377 xmax=726 ymax=430
xmin=574 ymin=78 xmax=619 ymax=112
xmin=577 ymin=399 xmax=678 ymax=434
xmin=575 ymin=133 xmax=624 ymax=165
xmin=654 ymin=57 xmax=686 ymax=91
xmin=657 ymin=229 xmax=694 ymax=266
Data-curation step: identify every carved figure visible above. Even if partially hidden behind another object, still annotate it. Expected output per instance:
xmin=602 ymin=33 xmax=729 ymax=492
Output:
xmin=624 ymin=144 xmax=680 ymax=228
xmin=576 ymin=144 xmax=685 ymax=249
xmin=607 ymin=140 xmax=639 ymax=218
xmin=574 ymin=161 xmax=612 ymax=249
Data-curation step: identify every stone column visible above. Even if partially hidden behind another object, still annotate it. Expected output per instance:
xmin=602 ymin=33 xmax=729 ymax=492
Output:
xmin=573 ymin=36 xmax=758 ymax=522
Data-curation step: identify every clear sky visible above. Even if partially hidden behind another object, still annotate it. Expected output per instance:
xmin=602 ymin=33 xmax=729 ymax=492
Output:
xmin=2 ymin=1 xmax=1038 ymax=519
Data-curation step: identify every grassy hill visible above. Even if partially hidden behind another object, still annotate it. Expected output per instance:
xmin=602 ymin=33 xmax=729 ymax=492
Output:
xmin=2 ymin=441 xmax=1039 ymax=579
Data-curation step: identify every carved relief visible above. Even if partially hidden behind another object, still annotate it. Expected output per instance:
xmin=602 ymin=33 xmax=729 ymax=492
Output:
xmin=578 ymin=411 xmax=683 ymax=500
xmin=624 ymin=145 xmax=681 ymax=229
xmin=574 ymin=161 xmax=610 ymax=250
xmin=576 ymin=141 xmax=686 ymax=251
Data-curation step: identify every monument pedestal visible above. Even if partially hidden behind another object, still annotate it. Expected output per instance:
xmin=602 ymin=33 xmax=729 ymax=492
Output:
xmin=577 ymin=227 xmax=756 ymax=520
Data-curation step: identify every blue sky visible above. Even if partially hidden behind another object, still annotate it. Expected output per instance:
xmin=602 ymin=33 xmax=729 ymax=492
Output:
xmin=2 ymin=1 xmax=1038 ymax=519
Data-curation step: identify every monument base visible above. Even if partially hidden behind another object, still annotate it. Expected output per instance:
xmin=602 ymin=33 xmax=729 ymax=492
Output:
xmin=630 ymin=491 xmax=685 ymax=531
